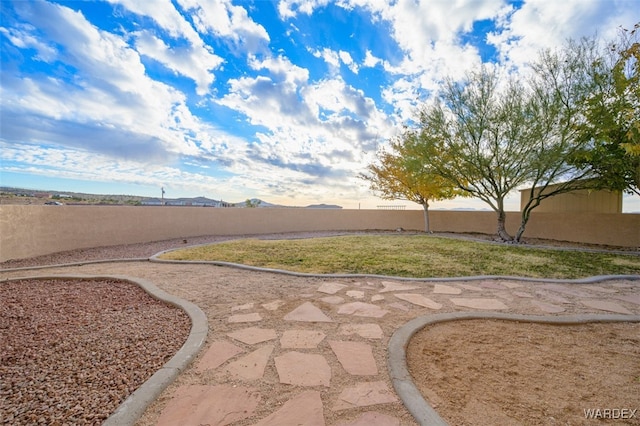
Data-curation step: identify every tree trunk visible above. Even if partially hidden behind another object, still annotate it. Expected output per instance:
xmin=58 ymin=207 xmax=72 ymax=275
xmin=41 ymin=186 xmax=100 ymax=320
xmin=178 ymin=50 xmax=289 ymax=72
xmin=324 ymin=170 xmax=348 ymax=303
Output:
xmin=514 ymin=208 xmax=532 ymax=242
xmin=496 ymin=209 xmax=512 ymax=241
xmin=422 ymin=201 xmax=431 ymax=233
xmin=514 ymin=223 xmax=527 ymax=242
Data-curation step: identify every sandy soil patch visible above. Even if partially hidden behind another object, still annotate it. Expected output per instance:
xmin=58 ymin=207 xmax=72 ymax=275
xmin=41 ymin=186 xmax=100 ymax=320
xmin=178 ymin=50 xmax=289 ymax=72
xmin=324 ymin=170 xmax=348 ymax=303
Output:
xmin=407 ymin=320 xmax=640 ymax=425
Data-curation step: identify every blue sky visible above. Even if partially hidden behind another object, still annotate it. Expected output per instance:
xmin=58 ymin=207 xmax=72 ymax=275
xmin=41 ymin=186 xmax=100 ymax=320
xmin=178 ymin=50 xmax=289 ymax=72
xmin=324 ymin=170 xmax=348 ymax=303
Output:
xmin=1 ymin=0 xmax=639 ymax=211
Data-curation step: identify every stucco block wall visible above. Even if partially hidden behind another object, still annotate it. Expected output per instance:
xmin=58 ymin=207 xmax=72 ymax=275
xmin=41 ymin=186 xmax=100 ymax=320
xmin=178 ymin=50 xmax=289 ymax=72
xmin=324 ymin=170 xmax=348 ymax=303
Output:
xmin=1 ymin=205 xmax=638 ymax=262
xmin=520 ymin=186 xmax=622 ymax=213
xmin=0 ymin=206 xmax=424 ymax=261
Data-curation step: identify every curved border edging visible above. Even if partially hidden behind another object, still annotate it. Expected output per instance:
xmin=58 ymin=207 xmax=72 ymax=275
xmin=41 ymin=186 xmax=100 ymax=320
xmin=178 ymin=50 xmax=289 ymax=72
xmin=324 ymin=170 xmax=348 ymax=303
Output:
xmin=2 ymin=274 xmax=208 ymax=426
xmin=388 ymin=312 xmax=640 ymax=426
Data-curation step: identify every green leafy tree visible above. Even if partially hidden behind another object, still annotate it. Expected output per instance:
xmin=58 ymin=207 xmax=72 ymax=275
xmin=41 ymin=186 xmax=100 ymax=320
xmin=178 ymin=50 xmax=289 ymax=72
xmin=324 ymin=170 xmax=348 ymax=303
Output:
xmin=418 ymin=67 xmax=539 ymax=240
xmin=362 ymin=130 xmax=462 ymax=232
xmin=245 ymin=199 xmax=261 ymax=208
xmin=514 ymin=38 xmax=607 ymax=241
xmin=418 ymin=57 xmax=598 ymax=242
xmin=572 ymin=24 xmax=640 ymax=196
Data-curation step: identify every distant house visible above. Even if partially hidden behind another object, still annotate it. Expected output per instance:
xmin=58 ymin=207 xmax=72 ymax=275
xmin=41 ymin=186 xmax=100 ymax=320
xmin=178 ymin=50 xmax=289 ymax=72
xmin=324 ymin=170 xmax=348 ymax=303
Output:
xmin=182 ymin=197 xmax=219 ymax=207
xmin=520 ymin=183 xmax=622 ymax=213
xmin=141 ymin=198 xmax=164 ymax=206
xmin=141 ymin=196 xmax=227 ymax=207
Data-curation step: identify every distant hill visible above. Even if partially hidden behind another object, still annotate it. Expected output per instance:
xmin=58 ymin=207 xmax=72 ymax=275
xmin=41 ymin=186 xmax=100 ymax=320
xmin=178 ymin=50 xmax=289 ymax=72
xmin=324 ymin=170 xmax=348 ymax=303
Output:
xmin=1 ymin=187 xmax=342 ymax=208
xmin=232 ymin=199 xmax=342 ymax=209
xmin=232 ymin=198 xmax=280 ymax=208
xmin=305 ymin=204 xmax=342 ymax=209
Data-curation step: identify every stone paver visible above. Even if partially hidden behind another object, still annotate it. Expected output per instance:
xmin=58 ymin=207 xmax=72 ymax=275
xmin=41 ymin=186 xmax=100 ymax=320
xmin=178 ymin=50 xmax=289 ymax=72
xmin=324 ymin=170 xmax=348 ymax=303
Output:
xmin=379 ymin=281 xmax=420 ymax=293
xmin=156 ymin=385 xmax=260 ymax=426
xmin=333 ymin=381 xmax=399 ymax=411
xmin=540 ymin=284 xmax=593 ymax=298
xmin=330 ymin=341 xmax=378 ymax=376
xmin=232 ymin=302 xmax=254 ymax=311
xmin=581 ymin=300 xmax=633 ymax=314
xmin=321 ymin=295 xmax=345 ymax=304
xmin=394 ymin=293 xmax=442 ymax=310
xmin=450 ymin=297 xmax=509 ymax=310
xmin=338 ymin=302 xmax=389 ymax=318
xmin=531 ymin=300 xmax=565 ymax=313
xmin=196 ymin=340 xmax=244 ymax=371
xmin=254 ymin=390 xmax=325 ymax=426
xmin=285 ymin=301 xmax=334 ymax=322
xmin=339 ymin=323 xmax=383 ymax=339
xmin=388 ymin=302 xmax=410 ymax=311
xmin=433 ymin=284 xmax=462 ymax=295
xmin=74 ymin=258 xmax=637 ymax=426
xmin=616 ymin=293 xmax=640 ymax=305
xmin=346 ymin=290 xmax=365 ymax=299
xmin=318 ymin=282 xmax=348 ymax=294
xmin=224 ymin=345 xmax=274 ymax=380
xmin=537 ymin=291 xmax=571 ymax=304
xmin=262 ymin=299 xmax=285 ymax=311
xmin=459 ymin=283 xmax=484 ymax=292
xmin=280 ymin=329 xmax=326 ymax=348
xmin=275 ymin=351 xmax=331 ymax=386
xmin=479 ymin=281 xmax=505 ymax=289
xmin=227 ymin=327 xmax=277 ymax=344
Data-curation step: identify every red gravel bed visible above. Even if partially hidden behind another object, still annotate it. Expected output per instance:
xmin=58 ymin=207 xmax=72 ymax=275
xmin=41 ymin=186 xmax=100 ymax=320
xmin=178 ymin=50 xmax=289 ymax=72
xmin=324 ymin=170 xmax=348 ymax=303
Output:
xmin=0 ymin=232 xmax=352 ymax=269
xmin=0 ymin=279 xmax=190 ymax=425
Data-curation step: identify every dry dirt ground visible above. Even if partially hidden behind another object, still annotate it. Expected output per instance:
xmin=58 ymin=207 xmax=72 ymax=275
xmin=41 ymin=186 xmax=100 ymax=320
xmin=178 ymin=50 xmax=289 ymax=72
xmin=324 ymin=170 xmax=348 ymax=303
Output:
xmin=408 ymin=320 xmax=640 ymax=426
xmin=1 ymin=232 xmax=639 ymax=425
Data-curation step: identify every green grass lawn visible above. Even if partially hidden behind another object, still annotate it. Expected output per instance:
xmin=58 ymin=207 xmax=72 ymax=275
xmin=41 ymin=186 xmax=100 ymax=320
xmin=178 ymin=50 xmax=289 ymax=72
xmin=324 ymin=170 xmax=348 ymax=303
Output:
xmin=159 ymin=235 xmax=640 ymax=279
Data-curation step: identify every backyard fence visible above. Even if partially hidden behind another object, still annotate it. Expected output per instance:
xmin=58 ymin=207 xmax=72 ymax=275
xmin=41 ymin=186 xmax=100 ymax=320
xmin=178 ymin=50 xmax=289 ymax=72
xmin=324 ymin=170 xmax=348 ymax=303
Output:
xmin=0 ymin=205 xmax=638 ymax=262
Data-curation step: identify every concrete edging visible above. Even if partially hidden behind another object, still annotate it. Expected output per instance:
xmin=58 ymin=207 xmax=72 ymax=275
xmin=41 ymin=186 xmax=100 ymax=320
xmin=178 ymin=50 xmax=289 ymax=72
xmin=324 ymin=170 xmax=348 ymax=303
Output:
xmin=388 ymin=312 xmax=640 ymax=426
xmin=3 ymin=274 xmax=208 ymax=426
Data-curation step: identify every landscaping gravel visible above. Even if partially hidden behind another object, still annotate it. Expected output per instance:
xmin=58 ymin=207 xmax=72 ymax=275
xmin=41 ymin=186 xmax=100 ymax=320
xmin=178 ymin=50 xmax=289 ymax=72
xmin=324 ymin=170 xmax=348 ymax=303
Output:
xmin=0 ymin=232 xmax=355 ymax=270
xmin=0 ymin=278 xmax=190 ymax=425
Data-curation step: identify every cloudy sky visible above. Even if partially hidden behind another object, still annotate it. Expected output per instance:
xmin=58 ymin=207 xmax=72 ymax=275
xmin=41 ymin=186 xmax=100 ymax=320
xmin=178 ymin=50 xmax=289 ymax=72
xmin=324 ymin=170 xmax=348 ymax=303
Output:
xmin=1 ymin=0 xmax=639 ymax=210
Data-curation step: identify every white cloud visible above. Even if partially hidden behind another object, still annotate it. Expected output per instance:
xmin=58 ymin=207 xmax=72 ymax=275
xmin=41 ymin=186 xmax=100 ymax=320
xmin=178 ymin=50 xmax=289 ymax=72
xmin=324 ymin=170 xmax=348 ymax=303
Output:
xmin=216 ymin=49 xmax=394 ymax=201
xmin=339 ymin=50 xmax=359 ymax=73
xmin=248 ymin=54 xmax=310 ymax=85
xmin=1 ymin=1 xmax=235 ymax=163
xmin=363 ymin=49 xmax=382 ymax=67
xmin=179 ymin=0 xmax=270 ymax=53
xmin=487 ymin=0 xmax=640 ymax=69
xmin=310 ymin=47 xmax=341 ymax=74
xmin=277 ymin=0 xmax=331 ymax=19
xmin=0 ymin=141 xmax=242 ymax=198
xmin=309 ymin=48 xmax=361 ymax=75
xmin=108 ymin=0 xmax=223 ymax=94
xmin=108 ymin=0 xmax=200 ymax=44
xmin=133 ymin=30 xmax=221 ymax=95
xmin=0 ymin=24 xmax=57 ymax=62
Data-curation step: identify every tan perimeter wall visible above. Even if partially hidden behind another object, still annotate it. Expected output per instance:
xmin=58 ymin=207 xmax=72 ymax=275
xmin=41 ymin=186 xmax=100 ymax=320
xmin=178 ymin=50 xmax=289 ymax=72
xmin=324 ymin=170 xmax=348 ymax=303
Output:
xmin=1 ymin=205 xmax=638 ymax=261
